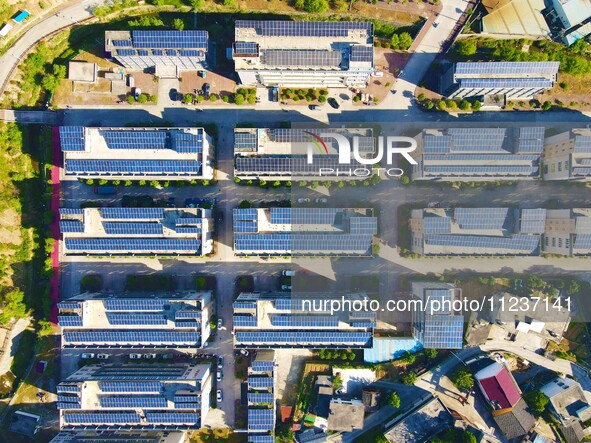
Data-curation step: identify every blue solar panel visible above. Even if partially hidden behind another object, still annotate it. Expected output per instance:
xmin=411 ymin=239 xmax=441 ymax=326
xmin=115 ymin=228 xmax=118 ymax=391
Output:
xmin=99 ymin=382 xmax=162 ymax=392
xmin=58 ymin=315 xmax=83 ymax=327
xmin=351 ymin=321 xmax=376 ymax=328
xmin=63 ymin=330 xmax=200 ymax=344
xmin=174 ymin=395 xmax=200 ymax=403
xmin=425 ymin=234 xmax=540 ymax=252
xmin=145 ymin=412 xmax=200 ymax=424
xmin=248 ymin=408 xmax=275 ymax=431
xmin=175 ymin=321 xmax=200 ymax=328
xmin=248 ymin=436 xmax=274 ymax=443
xmin=237 ymin=331 xmax=372 ymax=346
xmin=104 ymin=299 xmax=167 ymax=311
xmin=131 ymin=31 xmax=208 ymax=49
xmin=99 ymin=395 xmax=168 ymax=408
xmin=64 ymin=412 xmax=141 ymax=424
xmin=57 ymin=402 xmax=81 ymax=409
xmin=175 ymin=310 xmax=201 ymax=319
xmin=101 ymin=130 xmax=167 ymax=150
xmin=574 ymin=234 xmax=591 ymax=249
xmin=106 ymin=313 xmax=168 ymax=325
xmin=233 ymin=302 xmax=257 ymax=310
xmin=112 ymin=39 xmax=132 ymax=47
xmin=116 ymin=49 xmax=136 ymax=56
xmin=174 ymin=402 xmax=200 ymax=409
xmin=248 ymin=377 xmax=274 ymax=388
xmin=59 ymin=208 xmax=84 ymax=215
xmin=60 ymin=220 xmax=85 ymax=233
xmin=58 ymin=302 xmax=80 ymax=310
xmin=424 ymin=165 xmax=538 ymax=175
xmin=65 ymin=238 xmax=200 ymax=252
xmin=236 ymin=20 xmax=372 ymax=38
xmin=101 ymin=208 xmax=165 ymax=219
xmin=251 ymin=361 xmax=274 ymax=372
xmin=103 ymin=222 xmax=164 ymax=235
xmin=57 ymin=384 xmax=81 ymax=393
xmin=455 ymin=61 xmax=560 ymax=76
xmin=175 ymin=218 xmax=202 ymax=226
xmin=58 ymin=394 xmax=80 ymax=403
xmin=270 ymin=315 xmax=339 ymax=327
xmin=454 ymin=208 xmax=511 ymax=230
xmin=60 ymin=126 xmax=85 ymax=151
xmin=460 ymin=78 xmax=554 ymax=89
xmin=65 ymin=159 xmax=202 ymax=175
xmin=234 ymin=41 xmax=259 ymax=55
xmin=233 ymin=315 xmax=258 ymax=327
xmin=248 ymin=393 xmax=274 ymax=403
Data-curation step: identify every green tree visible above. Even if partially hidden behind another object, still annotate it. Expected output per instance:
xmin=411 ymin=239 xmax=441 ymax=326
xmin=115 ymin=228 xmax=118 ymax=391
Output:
xmin=457 ymin=40 xmax=477 ymax=56
xmin=184 ymin=93 xmax=193 ymax=104
xmin=400 ymin=175 xmax=410 ymax=185
xmin=436 ymin=100 xmax=447 ymax=111
xmin=567 ymin=279 xmax=581 ymax=295
xmin=234 ymin=94 xmax=245 ymax=105
xmin=471 ymin=100 xmax=481 ymax=111
xmin=400 ymin=351 xmax=416 ymax=365
xmin=126 ymin=95 xmax=135 ymax=104
xmin=294 ymin=0 xmax=329 ymax=12
xmin=398 ymin=32 xmax=413 ymax=50
xmin=525 ymin=390 xmax=549 ymax=415
xmin=209 ymin=94 xmax=218 ymax=102
xmin=527 ymin=275 xmax=545 ymax=289
xmin=450 ymin=367 xmax=474 ymax=391
xmin=390 ymin=33 xmax=400 ymax=50
xmin=138 ymin=93 xmax=148 ymax=104
xmin=0 ymin=289 xmax=27 ymax=325
xmin=542 ymin=100 xmax=552 ymax=111
xmin=173 ymin=18 xmax=185 ymax=31
xmin=424 ymin=348 xmax=438 ymax=359
xmin=190 ymin=0 xmax=205 ymax=9
xmin=389 ymin=391 xmax=401 ymax=408
xmin=38 ymin=319 xmax=54 ymax=336
xmin=459 ymin=99 xmax=471 ymax=110
xmin=417 ymin=92 xmax=426 ymax=101
xmin=333 ymin=374 xmax=343 ymax=389
xmin=401 ymin=371 xmax=418 ymax=385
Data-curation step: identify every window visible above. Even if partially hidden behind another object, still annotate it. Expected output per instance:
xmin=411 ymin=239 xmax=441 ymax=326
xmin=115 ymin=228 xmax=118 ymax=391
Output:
xmin=558 ymin=162 xmax=562 ymax=172
xmin=565 ymin=161 xmax=569 ymax=170
xmin=545 ymin=236 xmax=549 ymax=247
xmin=551 ymin=164 xmax=556 ymax=173
xmin=558 ymin=238 xmax=563 ymax=248
xmin=552 ymin=237 xmax=556 ymax=247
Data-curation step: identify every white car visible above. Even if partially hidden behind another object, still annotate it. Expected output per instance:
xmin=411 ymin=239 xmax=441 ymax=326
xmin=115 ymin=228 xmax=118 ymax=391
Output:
xmin=297 ymin=198 xmax=310 ymax=203
xmin=315 ymin=198 xmax=328 ymax=204
xmin=217 ymin=371 xmax=222 ymax=382
xmin=281 ymin=285 xmax=292 ymax=291
xmin=81 ymin=353 xmax=95 ymax=359
xmin=218 ymin=357 xmax=223 ymax=369
xmin=129 ymin=353 xmax=143 ymax=359
xmin=144 ymin=353 xmax=157 ymax=359
xmin=97 ymin=354 xmax=109 ymax=360
xmin=240 ymin=349 xmax=249 ymax=356
xmin=282 ymin=270 xmax=295 ymax=277
xmin=371 ymin=71 xmax=384 ymax=77
xmin=216 ymin=389 xmax=223 ymax=402
xmin=217 ymin=318 xmax=223 ymax=329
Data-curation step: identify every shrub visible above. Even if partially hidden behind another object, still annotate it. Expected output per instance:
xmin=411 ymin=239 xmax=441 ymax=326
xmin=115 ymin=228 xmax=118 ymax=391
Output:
xmin=389 ymin=391 xmax=401 ymax=408
xmin=417 ymin=92 xmax=426 ymax=101
xmin=222 ymin=95 xmax=229 ymax=102
xmin=126 ymin=95 xmax=135 ymax=104
xmin=456 ymin=40 xmax=477 ymax=56
xmin=234 ymin=94 xmax=245 ymax=105
xmin=450 ymin=367 xmax=474 ymax=391
xmin=318 ymin=95 xmax=326 ymax=103
xmin=138 ymin=93 xmax=148 ymax=104
xmin=173 ymin=18 xmax=185 ymax=31
xmin=209 ymin=94 xmax=217 ymax=102
xmin=436 ymin=100 xmax=447 ymax=111
xmin=353 ymin=95 xmax=360 ymax=102
xmin=459 ymin=99 xmax=470 ymax=110
xmin=542 ymin=100 xmax=552 ymax=110
xmin=471 ymin=100 xmax=481 ymax=111
xmin=294 ymin=0 xmax=328 ymax=13
xmin=401 ymin=371 xmax=418 ymax=385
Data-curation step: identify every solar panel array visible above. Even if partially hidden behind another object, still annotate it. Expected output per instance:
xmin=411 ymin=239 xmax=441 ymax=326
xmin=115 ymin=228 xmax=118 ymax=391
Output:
xmin=248 ymin=409 xmax=275 ymax=431
xmin=63 ymin=330 xmax=200 ymax=344
xmin=350 ymin=45 xmax=373 ymax=63
xmin=101 ymin=208 xmax=165 ymax=219
xmin=349 ymin=217 xmax=378 ymax=235
xmin=58 ymin=315 xmax=83 ymax=327
xmin=423 ymin=154 xmax=539 ymax=162
xmin=447 ymin=128 xmax=510 ymax=153
xmin=63 ymin=412 xmax=141 ymax=424
xmin=104 ymin=299 xmax=167 ymax=311
xmin=234 ymin=302 xmax=258 ymax=310
xmin=574 ymin=234 xmax=591 ymax=250
xmin=424 ymin=216 xmax=452 ymax=235
xmin=235 ymin=155 xmax=367 ymax=174
xmin=58 ymin=302 xmax=81 ymax=310
xmin=236 ymin=331 xmax=372 ymax=345
xmin=460 ymin=78 xmax=554 ymax=89
xmin=573 ymin=167 xmax=591 ymax=176
xmin=65 ymin=238 xmax=200 ymax=252
xmin=247 ymin=376 xmax=273 ymax=388
xmin=574 ymin=136 xmax=591 ymax=153
xmin=144 ymin=412 xmax=200 ymax=424
xmin=99 ymin=395 xmax=168 ymax=408
xmin=60 ymin=220 xmax=85 ymax=233
xmin=349 ymin=311 xmax=377 ymax=319
xmin=425 ymin=234 xmax=540 ymax=252
xmin=236 ymin=234 xmax=373 ymax=254
xmin=234 ymin=131 xmax=258 ymax=151
xmin=454 ymin=208 xmax=511 ymax=231
xmin=269 ymin=208 xmax=340 ymax=225
xmin=270 ymin=315 xmax=339 ymax=327
xmin=65 ymin=159 xmax=202 ymax=175
xmin=455 ymin=61 xmax=560 ymax=76
xmin=91 ymin=365 xmax=187 ymax=380
xmin=175 ymin=310 xmax=201 ymax=319
xmin=57 ymin=402 xmax=81 ymax=410
xmin=234 ymin=42 xmax=259 ymax=55
xmin=234 ymin=315 xmax=258 ymax=327
xmin=60 ymin=126 xmax=85 ymax=151
xmin=99 ymin=382 xmax=162 ymax=392
xmin=58 ymin=384 xmax=81 ymax=393
xmin=236 ymin=20 xmax=373 ymax=38
xmin=106 ymin=313 xmax=168 ymax=326
xmin=248 ymin=393 xmax=274 ymax=404
xmin=264 ymin=49 xmax=342 ymax=68
xmin=424 ymin=165 xmax=538 ymax=175
xmin=520 ymin=209 xmax=547 ymax=234
xmin=101 ymin=130 xmax=167 ymax=150
xmin=248 ymin=435 xmax=275 ymax=443
xmin=351 ymin=321 xmax=376 ymax=328
xmin=59 ymin=208 xmax=84 ymax=215
xmin=103 ymin=222 xmax=164 ymax=235
xmin=131 ymin=31 xmax=208 ymax=49
xmin=251 ymin=361 xmax=275 ymax=372
xmin=422 ymin=315 xmax=463 ymax=349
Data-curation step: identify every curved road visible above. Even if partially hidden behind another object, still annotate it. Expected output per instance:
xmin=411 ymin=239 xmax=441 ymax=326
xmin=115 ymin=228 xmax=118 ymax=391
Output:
xmin=0 ymin=0 xmax=104 ymax=94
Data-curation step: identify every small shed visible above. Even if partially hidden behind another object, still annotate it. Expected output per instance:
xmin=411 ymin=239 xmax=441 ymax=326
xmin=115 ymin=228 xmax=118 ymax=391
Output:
xmin=68 ymin=61 xmax=97 ymax=83
xmin=9 ymin=410 xmax=40 ymax=437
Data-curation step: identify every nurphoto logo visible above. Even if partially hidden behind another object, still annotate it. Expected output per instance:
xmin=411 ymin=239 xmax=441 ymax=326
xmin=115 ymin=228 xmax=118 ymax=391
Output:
xmin=304 ymin=130 xmax=418 ymax=177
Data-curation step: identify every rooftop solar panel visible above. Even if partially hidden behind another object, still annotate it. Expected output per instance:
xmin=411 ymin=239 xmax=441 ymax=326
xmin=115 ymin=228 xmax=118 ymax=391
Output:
xmin=65 ymin=159 xmax=202 ymax=175
xmin=455 ymin=61 xmax=560 ymax=76
xmin=264 ymin=49 xmax=342 ymax=68
xmin=63 ymin=330 xmax=200 ymax=344
xmin=131 ymin=30 xmax=208 ymax=49
xmin=350 ymin=45 xmax=373 ymax=63
xmin=65 ymin=238 xmax=201 ymax=253
xmin=234 ymin=42 xmax=259 ymax=55
xmin=235 ymin=20 xmax=373 ymax=38
xmin=60 ymin=126 xmax=85 ymax=151
xmin=145 ymin=412 xmax=200 ymax=424
xmin=425 ymin=234 xmax=540 ymax=253
xmin=460 ymin=78 xmax=554 ymax=89
xmin=103 ymin=222 xmax=164 ymax=235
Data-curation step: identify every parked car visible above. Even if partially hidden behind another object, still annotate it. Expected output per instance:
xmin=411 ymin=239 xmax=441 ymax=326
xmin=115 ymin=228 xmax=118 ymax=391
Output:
xmin=134 ymin=87 xmax=142 ymax=99
xmin=217 ymin=318 xmax=223 ymax=329
xmin=129 ymin=353 xmax=143 ymax=359
xmin=198 ymin=70 xmax=206 ymax=78
xmin=371 ymin=71 xmax=384 ymax=77
xmin=144 ymin=353 xmax=157 ymax=359
xmin=97 ymin=354 xmax=109 ymax=360
xmin=81 ymin=353 xmax=95 ymax=359
xmin=328 ymin=97 xmax=340 ymax=109
xmin=169 ymin=88 xmax=181 ymax=101
xmin=309 ymin=105 xmax=320 ymax=110
xmin=281 ymin=285 xmax=292 ymax=291
xmin=315 ymin=198 xmax=328 ymax=204
xmin=218 ymin=357 xmax=223 ymax=369
xmin=282 ymin=270 xmax=296 ymax=277
xmin=297 ymin=198 xmax=310 ymax=204
xmin=216 ymin=389 xmax=223 ymax=402
xmin=239 ymin=349 xmax=249 ymax=356
xmin=203 ymin=83 xmax=211 ymax=95
xmin=217 ymin=371 xmax=222 ymax=382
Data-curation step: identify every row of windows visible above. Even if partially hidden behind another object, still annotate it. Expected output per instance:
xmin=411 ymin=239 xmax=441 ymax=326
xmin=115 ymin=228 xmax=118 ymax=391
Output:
xmin=545 ymin=236 xmax=570 ymax=248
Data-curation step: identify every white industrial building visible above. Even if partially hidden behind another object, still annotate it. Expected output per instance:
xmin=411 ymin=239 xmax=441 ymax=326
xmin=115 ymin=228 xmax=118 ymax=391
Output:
xmin=233 ymin=21 xmax=374 ymax=88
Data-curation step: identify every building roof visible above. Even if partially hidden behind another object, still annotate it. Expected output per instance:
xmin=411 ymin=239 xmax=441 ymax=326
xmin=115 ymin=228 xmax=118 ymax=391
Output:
xmin=492 ymin=398 xmax=535 ymax=440
xmin=541 ymin=377 xmax=590 ymax=424
xmin=105 ymin=30 xmax=208 ymax=54
xmin=9 ymin=410 xmax=40 ymax=437
xmin=455 ymin=61 xmax=560 ymax=77
xmin=475 ymin=362 xmax=521 ymax=409
xmin=327 ymin=399 xmax=364 ymax=432
xmin=383 ymin=395 xmax=453 ymax=443
xmin=482 ymin=0 xmax=550 ymax=36
xmin=68 ymin=61 xmax=97 ymax=83
xmin=50 ymin=431 xmax=186 ymax=443
xmin=552 ymin=0 xmax=591 ymax=29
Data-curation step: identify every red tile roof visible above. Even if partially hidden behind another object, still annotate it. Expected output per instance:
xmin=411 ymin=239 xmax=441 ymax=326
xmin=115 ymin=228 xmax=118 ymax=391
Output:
xmin=478 ymin=365 xmax=521 ymax=409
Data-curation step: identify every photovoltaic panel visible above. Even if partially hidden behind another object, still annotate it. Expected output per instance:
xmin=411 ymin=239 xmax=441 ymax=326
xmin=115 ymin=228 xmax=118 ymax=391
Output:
xmin=173 ymin=394 xmax=200 ymax=402
xmin=270 ymin=315 xmax=339 ymax=327
xmin=424 ymin=165 xmax=538 ymax=175
xmin=575 ymin=216 xmax=591 ymax=234
xmin=234 ymin=42 xmax=259 ymax=55
xmin=448 ymin=128 xmax=510 ymax=153
xmin=573 ymin=167 xmax=591 ymax=176
xmin=58 ymin=302 xmax=80 ymax=310
xmin=116 ymin=49 xmax=136 ymax=56
xmin=519 ymin=127 xmax=545 ymax=139
xmin=58 ymin=315 xmax=83 ymax=327
xmin=145 ymin=412 xmax=200 ymax=424
xmin=99 ymin=381 xmax=162 ymax=392
xmin=65 ymin=238 xmax=200 ymax=252
xmin=57 ymin=384 xmax=81 ymax=393
xmin=349 ymin=217 xmax=377 ymax=235
xmin=251 ymin=361 xmax=274 ymax=372
xmin=248 ymin=408 xmax=275 ymax=431
xmin=460 ymin=78 xmax=554 ymax=89
xmin=174 ymin=402 xmax=200 ymax=409
xmin=425 ymin=234 xmax=540 ymax=252
xmin=63 ymin=412 xmax=141 ymax=424
xmin=574 ymin=136 xmax=591 ymax=153
xmin=59 ymin=208 xmax=84 ymax=215
xmin=423 ymin=154 xmax=539 ymax=162
xmin=349 ymin=45 xmax=373 ymax=63
xmin=234 ymin=131 xmax=258 ymax=151
xmin=104 ymin=299 xmax=167 ymax=311
xmin=60 ymin=220 xmax=85 ymax=233
xmin=175 ymin=310 xmax=201 ymax=319
xmin=264 ymin=49 xmax=342 ymax=68
xmin=103 ymin=222 xmax=164 ymax=235
xmin=234 ymin=208 xmax=258 ymax=220
xmin=236 ymin=20 xmax=373 ymax=38
xmin=60 ymin=126 xmax=85 ymax=151
xmin=423 ymin=135 xmax=452 ymax=154
xmin=57 ymin=402 xmax=81 ymax=409
xmin=574 ymin=234 xmax=591 ymax=250
xmin=131 ymin=31 xmax=208 ymax=49
xmin=112 ymin=39 xmax=132 ymax=47
xmin=249 ymin=436 xmax=274 ymax=443
xmin=248 ymin=393 xmax=274 ymax=404
xmin=236 ymin=331 xmax=372 ymax=345
xmin=106 ymin=313 xmax=168 ymax=325
xmin=455 ymin=61 xmax=560 ymax=76
xmin=233 ymin=315 xmax=258 ymax=327
xmin=65 ymin=159 xmax=202 ymax=175
xmin=520 ymin=208 xmax=546 ymax=234
xmin=423 ymin=216 xmax=452 ymax=234
xmin=99 ymin=395 xmax=168 ymax=408
xmin=454 ymin=208 xmax=511 ymax=230
xmin=234 ymin=302 xmax=257 ymax=310
xmin=101 ymin=208 xmax=165 ymax=219
xmin=100 ymin=130 xmax=167 ymax=150
xmin=422 ymin=315 xmax=463 ymax=349
xmin=235 ymin=155 xmax=367 ymax=174
xmin=63 ymin=330 xmax=200 ymax=344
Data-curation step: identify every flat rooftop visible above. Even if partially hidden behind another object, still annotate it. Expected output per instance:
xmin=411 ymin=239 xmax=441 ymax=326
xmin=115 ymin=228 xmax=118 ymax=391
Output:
xmin=105 ymin=30 xmax=208 ymax=57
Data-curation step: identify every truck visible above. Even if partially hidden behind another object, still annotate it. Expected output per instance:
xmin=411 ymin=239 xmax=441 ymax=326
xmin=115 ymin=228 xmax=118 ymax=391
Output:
xmin=94 ymin=186 xmax=118 ymax=195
